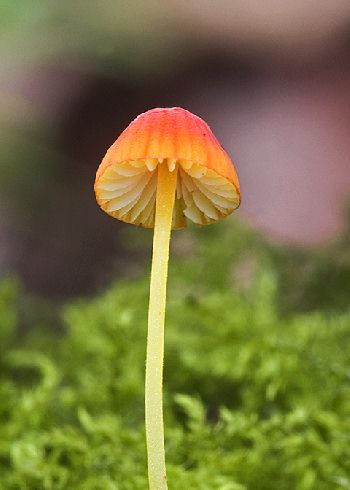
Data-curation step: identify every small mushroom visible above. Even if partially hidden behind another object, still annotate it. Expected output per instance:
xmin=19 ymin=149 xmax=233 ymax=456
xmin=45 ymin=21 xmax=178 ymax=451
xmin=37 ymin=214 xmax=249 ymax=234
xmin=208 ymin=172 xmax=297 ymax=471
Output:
xmin=94 ymin=107 xmax=240 ymax=489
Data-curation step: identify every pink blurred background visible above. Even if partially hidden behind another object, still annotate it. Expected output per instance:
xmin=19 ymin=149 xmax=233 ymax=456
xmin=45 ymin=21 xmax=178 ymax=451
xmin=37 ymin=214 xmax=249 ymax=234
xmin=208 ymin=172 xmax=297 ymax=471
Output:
xmin=1 ymin=0 xmax=349 ymax=296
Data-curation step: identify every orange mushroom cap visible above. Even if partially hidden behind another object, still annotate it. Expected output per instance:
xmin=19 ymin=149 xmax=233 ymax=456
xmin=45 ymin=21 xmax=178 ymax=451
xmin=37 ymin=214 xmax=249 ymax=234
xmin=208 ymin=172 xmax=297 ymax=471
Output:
xmin=95 ymin=107 xmax=240 ymax=229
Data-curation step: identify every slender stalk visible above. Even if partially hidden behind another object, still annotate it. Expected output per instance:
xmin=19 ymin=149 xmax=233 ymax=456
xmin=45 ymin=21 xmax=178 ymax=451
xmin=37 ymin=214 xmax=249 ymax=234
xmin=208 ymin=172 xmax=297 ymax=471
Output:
xmin=146 ymin=162 xmax=177 ymax=490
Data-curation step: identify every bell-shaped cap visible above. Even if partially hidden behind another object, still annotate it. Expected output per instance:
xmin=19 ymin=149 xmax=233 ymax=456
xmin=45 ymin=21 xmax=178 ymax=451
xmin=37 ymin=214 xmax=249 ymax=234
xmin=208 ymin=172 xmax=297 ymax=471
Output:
xmin=94 ymin=107 xmax=240 ymax=228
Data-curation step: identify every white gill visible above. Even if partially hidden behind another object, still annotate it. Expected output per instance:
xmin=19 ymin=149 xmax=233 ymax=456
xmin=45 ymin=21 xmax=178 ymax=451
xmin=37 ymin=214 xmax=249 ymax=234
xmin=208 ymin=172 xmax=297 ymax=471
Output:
xmin=95 ymin=158 xmax=240 ymax=228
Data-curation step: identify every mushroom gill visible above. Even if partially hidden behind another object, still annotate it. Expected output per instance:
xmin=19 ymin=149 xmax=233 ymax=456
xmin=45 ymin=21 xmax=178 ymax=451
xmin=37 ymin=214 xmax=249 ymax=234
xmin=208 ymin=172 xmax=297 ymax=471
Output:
xmin=95 ymin=158 xmax=240 ymax=229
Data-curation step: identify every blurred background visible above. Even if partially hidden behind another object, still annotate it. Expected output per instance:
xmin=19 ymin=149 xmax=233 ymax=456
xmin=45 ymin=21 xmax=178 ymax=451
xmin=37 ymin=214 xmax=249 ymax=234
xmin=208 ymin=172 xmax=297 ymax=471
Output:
xmin=1 ymin=0 xmax=350 ymax=299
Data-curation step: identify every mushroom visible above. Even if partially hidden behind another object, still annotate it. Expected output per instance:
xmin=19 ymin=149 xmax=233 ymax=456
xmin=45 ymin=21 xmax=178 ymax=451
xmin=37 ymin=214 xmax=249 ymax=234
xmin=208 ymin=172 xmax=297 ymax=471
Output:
xmin=94 ymin=107 xmax=240 ymax=489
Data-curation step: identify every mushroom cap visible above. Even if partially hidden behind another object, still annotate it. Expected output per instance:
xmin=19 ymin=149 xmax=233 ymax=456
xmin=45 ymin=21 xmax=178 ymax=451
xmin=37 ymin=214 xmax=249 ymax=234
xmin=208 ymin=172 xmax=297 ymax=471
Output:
xmin=94 ymin=107 xmax=240 ymax=229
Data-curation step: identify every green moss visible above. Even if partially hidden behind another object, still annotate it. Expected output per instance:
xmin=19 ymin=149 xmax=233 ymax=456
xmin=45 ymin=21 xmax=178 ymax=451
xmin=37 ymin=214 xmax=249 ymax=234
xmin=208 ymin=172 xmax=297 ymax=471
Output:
xmin=0 ymin=220 xmax=349 ymax=489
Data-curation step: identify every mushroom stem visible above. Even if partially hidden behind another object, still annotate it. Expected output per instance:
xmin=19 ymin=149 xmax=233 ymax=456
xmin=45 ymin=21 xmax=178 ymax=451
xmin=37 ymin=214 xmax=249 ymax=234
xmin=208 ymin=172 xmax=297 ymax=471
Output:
xmin=145 ymin=162 xmax=177 ymax=490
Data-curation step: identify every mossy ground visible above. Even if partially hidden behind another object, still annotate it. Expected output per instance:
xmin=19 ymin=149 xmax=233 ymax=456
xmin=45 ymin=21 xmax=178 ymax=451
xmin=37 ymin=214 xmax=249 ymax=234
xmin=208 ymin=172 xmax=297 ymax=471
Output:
xmin=1 ymin=219 xmax=350 ymax=489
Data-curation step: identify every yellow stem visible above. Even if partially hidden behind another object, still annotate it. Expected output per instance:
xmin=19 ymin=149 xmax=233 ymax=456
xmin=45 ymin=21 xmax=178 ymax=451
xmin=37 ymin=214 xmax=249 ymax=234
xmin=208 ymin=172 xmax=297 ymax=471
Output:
xmin=146 ymin=162 xmax=177 ymax=490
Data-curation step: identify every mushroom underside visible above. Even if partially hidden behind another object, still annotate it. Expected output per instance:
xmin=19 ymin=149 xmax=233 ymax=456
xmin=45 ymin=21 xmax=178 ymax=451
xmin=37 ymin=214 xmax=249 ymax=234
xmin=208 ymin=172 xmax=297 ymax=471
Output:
xmin=95 ymin=158 xmax=240 ymax=228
